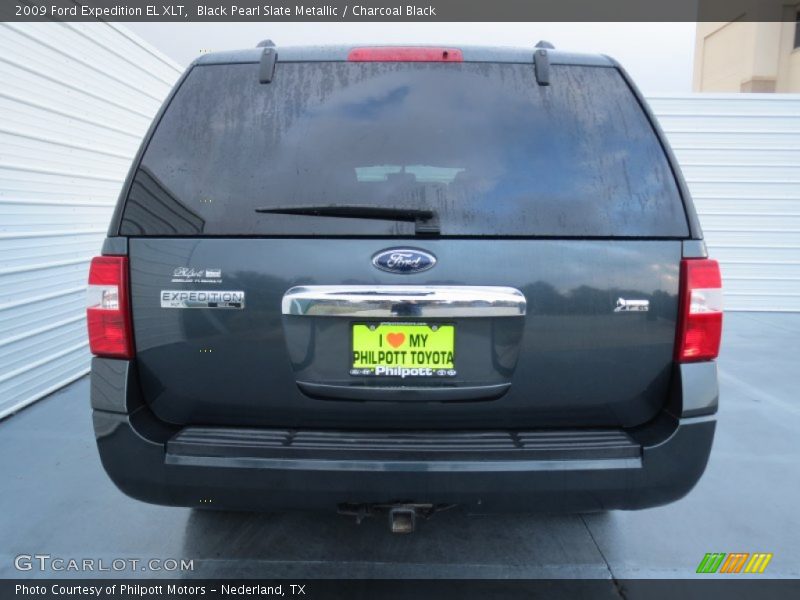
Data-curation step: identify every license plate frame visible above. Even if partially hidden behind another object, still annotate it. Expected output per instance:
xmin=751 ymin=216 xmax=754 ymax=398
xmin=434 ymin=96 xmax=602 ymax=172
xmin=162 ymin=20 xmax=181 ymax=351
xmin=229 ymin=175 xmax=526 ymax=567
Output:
xmin=350 ymin=322 xmax=457 ymax=378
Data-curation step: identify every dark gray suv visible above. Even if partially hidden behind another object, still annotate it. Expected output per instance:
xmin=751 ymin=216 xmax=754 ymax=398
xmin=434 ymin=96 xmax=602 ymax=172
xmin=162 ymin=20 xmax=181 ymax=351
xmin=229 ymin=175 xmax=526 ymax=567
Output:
xmin=87 ymin=44 xmax=722 ymax=528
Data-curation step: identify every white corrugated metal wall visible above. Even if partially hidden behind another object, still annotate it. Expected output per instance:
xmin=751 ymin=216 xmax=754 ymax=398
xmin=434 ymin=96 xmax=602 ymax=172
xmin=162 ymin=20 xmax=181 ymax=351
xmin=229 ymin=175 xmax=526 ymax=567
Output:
xmin=0 ymin=23 xmax=181 ymax=418
xmin=0 ymin=31 xmax=798 ymax=416
xmin=650 ymin=94 xmax=800 ymax=311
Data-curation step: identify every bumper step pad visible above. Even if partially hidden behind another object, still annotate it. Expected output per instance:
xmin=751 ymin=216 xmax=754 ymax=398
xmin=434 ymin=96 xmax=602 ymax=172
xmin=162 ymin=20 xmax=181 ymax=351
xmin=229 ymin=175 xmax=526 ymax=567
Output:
xmin=167 ymin=427 xmax=640 ymax=462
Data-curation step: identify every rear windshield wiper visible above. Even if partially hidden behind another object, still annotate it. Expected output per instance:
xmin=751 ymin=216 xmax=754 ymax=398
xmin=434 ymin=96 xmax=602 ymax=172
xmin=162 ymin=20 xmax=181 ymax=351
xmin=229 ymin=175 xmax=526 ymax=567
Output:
xmin=255 ymin=204 xmax=440 ymax=235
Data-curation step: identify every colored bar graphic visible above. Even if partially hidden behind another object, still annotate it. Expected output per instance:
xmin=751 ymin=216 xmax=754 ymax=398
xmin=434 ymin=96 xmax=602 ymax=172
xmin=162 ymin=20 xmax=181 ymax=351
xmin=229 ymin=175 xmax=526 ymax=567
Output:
xmin=697 ymin=553 xmax=726 ymax=574
xmin=720 ymin=553 xmax=749 ymax=573
xmin=744 ymin=553 xmax=773 ymax=574
xmin=698 ymin=552 xmax=772 ymax=575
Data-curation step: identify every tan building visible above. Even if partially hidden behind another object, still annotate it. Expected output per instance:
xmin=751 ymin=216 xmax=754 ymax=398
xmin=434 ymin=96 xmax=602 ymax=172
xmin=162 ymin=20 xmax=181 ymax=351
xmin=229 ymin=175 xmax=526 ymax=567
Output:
xmin=694 ymin=11 xmax=800 ymax=92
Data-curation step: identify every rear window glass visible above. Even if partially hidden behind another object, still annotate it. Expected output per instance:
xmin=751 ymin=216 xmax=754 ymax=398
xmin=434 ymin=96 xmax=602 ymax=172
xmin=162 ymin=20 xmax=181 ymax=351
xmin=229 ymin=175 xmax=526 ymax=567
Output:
xmin=120 ymin=61 xmax=688 ymax=237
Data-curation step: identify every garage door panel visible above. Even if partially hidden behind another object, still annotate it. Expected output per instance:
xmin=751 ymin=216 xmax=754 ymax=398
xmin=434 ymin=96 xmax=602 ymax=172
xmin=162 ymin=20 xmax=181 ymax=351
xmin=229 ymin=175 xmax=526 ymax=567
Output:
xmin=0 ymin=25 xmax=163 ymax=116
xmin=648 ymin=96 xmax=800 ymax=116
xmin=7 ymin=22 xmax=177 ymax=96
xmin=0 ymin=319 xmax=87 ymax=377
xmin=0 ymin=233 xmax=105 ymax=269
xmin=0 ymin=166 xmax=124 ymax=199
xmin=719 ymin=294 xmax=800 ymax=312
xmin=682 ymin=164 xmax=800 ymax=183
xmin=673 ymin=148 xmax=800 ymax=166
xmin=685 ymin=181 xmax=799 ymax=198
xmin=692 ymin=197 xmax=800 ymax=215
xmin=723 ymin=279 xmax=800 ymax=296
xmin=711 ymin=246 xmax=800 ymax=263
xmin=704 ymin=230 xmax=800 ymax=248
xmin=657 ymin=115 xmax=799 ymax=133
xmin=0 ymin=346 xmax=90 ymax=419
xmin=721 ymin=262 xmax=800 ymax=280
xmin=666 ymin=131 xmax=800 ymax=150
xmin=0 ymin=290 xmax=87 ymax=340
xmin=0 ymin=131 xmax=131 ymax=181
xmin=0 ymin=97 xmax=143 ymax=152
xmin=69 ymin=23 xmax=181 ymax=85
xmin=700 ymin=214 xmax=800 ymax=232
xmin=0 ymin=202 xmax=114 ymax=233
xmin=0 ymin=263 xmax=91 ymax=304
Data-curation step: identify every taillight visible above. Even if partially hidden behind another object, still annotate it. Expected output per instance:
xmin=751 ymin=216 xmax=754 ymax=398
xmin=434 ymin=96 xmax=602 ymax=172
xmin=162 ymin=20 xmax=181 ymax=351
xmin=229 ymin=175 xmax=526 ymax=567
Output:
xmin=675 ymin=258 xmax=723 ymax=362
xmin=87 ymin=256 xmax=134 ymax=359
xmin=347 ymin=47 xmax=463 ymax=62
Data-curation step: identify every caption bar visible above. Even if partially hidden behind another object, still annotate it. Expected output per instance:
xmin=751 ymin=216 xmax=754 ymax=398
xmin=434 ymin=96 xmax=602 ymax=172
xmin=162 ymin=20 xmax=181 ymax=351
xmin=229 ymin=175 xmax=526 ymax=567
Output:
xmin=2 ymin=0 xmax=792 ymax=22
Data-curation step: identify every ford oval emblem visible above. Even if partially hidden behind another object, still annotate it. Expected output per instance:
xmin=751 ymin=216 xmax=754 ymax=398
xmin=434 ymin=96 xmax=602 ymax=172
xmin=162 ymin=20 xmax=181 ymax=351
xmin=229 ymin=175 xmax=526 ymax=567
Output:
xmin=372 ymin=248 xmax=437 ymax=274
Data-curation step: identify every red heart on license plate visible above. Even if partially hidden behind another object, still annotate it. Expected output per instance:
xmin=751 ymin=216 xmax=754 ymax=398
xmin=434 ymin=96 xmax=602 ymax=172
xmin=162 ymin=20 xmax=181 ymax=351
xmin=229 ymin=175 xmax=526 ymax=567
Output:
xmin=386 ymin=333 xmax=405 ymax=348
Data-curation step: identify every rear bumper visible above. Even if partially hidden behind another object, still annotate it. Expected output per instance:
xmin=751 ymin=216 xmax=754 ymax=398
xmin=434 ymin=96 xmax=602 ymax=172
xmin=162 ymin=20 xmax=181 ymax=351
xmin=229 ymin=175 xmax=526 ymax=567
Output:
xmin=90 ymin=358 xmax=717 ymax=513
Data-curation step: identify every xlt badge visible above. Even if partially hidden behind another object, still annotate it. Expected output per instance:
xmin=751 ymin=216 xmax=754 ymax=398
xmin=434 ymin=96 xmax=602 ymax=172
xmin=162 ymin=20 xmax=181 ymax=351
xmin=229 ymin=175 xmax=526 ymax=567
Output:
xmin=372 ymin=248 xmax=436 ymax=274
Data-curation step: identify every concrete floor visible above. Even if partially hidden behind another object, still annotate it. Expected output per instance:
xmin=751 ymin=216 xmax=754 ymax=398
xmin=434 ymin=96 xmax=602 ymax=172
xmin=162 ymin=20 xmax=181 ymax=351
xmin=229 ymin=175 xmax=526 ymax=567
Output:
xmin=1 ymin=312 xmax=798 ymax=582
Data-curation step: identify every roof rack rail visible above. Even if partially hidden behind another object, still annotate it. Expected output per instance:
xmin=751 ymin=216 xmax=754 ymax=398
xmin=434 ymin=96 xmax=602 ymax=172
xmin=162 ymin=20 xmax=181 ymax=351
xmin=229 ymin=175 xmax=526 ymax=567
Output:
xmin=256 ymin=39 xmax=275 ymax=48
xmin=259 ymin=46 xmax=277 ymax=83
xmin=535 ymin=40 xmax=555 ymax=49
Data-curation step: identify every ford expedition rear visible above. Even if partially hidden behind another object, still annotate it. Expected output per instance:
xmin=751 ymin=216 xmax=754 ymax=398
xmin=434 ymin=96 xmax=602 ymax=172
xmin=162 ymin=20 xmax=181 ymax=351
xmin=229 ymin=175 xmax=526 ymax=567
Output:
xmin=87 ymin=43 xmax=722 ymax=527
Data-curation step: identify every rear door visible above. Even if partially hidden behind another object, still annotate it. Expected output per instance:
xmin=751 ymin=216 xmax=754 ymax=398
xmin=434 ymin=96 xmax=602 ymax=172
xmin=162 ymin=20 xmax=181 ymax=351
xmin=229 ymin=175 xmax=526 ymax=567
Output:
xmin=120 ymin=57 xmax=689 ymax=429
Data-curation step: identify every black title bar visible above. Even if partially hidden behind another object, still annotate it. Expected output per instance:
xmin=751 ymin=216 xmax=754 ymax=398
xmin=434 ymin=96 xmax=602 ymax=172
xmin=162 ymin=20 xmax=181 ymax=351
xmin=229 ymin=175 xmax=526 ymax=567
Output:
xmin=1 ymin=0 xmax=795 ymax=22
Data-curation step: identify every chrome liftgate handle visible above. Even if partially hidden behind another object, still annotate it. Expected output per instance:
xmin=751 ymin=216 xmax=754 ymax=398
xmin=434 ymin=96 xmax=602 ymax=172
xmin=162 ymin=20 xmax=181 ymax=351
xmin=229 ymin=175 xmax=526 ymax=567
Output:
xmin=281 ymin=286 xmax=527 ymax=318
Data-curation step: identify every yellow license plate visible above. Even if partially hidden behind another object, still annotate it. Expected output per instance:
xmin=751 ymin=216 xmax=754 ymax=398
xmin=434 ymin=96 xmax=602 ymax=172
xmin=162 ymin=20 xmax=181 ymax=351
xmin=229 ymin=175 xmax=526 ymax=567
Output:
xmin=351 ymin=323 xmax=456 ymax=378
